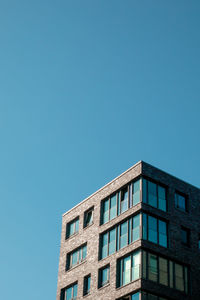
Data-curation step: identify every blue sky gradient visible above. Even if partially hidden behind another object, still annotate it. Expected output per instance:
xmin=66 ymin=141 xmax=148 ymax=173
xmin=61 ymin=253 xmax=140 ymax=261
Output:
xmin=0 ymin=1 xmax=200 ymax=299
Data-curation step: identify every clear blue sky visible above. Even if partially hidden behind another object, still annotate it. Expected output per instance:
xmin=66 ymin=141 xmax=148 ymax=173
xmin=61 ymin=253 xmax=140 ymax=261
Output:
xmin=0 ymin=1 xmax=199 ymax=299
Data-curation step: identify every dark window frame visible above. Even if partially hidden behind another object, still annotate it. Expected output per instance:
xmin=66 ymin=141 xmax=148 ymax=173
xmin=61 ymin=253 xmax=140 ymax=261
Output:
xmin=98 ymin=264 xmax=110 ymax=288
xmin=142 ymin=177 xmax=167 ymax=212
xmin=66 ymin=217 xmax=79 ymax=239
xmin=100 ymin=177 xmax=142 ymax=225
xmin=83 ymin=274 xmax=91 ymax=296
xmin=66 ymin=243 xmax=87 ymax=271
xmin=181 ymin=226 xmax=190 ymax=246
xmin=61 ymin=281 xmax=78 ymax=300
xmin=83 ymin=206 xmax=94 ymax=228
xmin=174 ymin=191 xmax=188 ymax=212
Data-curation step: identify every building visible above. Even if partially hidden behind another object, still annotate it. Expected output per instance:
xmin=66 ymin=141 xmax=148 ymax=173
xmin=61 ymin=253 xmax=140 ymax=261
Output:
xmin=56 ymin=161 xmax=200 ymax=300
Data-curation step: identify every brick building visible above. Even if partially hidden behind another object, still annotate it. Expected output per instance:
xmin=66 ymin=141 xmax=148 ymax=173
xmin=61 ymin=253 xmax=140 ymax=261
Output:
xmin=56 ymin=161 xmax=200 ymax=300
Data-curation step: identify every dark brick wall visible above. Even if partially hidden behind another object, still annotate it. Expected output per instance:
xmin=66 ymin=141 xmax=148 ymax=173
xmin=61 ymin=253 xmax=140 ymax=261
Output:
xmin=56 ymin=161 xmax=200 ymax=300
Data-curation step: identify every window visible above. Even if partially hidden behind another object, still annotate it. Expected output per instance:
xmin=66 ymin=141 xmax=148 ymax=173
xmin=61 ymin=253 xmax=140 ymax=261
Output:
xmin=142 ymin=213 xmax=168 ymax=247
xmin=99 ymin=214 xmax=141 ymax=260
xmin=142 ymin=179 xmax=167 ymax=212
xmin=66 ymin=244 xmax=87 ymax=270
xmin=98 ymin=265 xmax=110 ymax=288
xmin=198 ymin=236 xmax=200 ymax=249
xmin=100 ymin=178 xmax=141 ymax=225
xmin=142 ymin=292 xmax=168 ymax=300
xmin=84 ymin=207 xmax=94 ymax=228
xmin=66 ymin=218 xmax=79 ymax=239
xmin=181 ymin=227 xmax=190 ymax=246
xmin=61 ymin=282 xmax=78 ymax=300
xmin=175 ymin=192 xmax=187 ymax=212
xmin=142 ymin=250 xmax=188 ymax=293
xmin=83 ymin=274 xmax=91 ymax=296
xmin=117 ymin=250 xmax=141 ymax=288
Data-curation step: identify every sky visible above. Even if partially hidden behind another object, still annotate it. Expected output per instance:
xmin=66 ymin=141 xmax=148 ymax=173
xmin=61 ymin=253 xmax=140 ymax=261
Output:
xmin=0 ymin=1 xmax=200 ymax=299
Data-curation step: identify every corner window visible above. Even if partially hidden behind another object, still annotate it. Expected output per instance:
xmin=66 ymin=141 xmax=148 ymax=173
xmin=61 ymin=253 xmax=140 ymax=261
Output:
xmin=66 ymin=218 xmax=79 ymax=239
xmin=84 ymin=207 xmax=94 ymax=228
xmin=142 ymin=179 xmax=167 ymax=212
xmin=117 ymin=250 xmax=141 ymax=288
xmin=175 ymin=192 xmax=187 ymax=212
xmin=98 ymin=265 xmax=110 ymax=288
xmin=142 ymin=213 xmax=168 ymax=248
xmin=66 ymin=244 xmax=87 ymax=270
xmin=142 ymin=250 xmax=188 ymax=293
xmin=83 ymin=274 xmax=91 ymax=296
xmin=181 ymin=227 xmax=190 ymax=246
xmin=61 ymin=282 xmax=78 ymax=300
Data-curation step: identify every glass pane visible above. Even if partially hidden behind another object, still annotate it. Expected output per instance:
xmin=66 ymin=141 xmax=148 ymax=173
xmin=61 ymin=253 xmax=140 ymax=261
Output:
xmin=66 ymin=287 xmax=72 ymax=300
xmin=133 ymin=180 xmax=140 ymax=205
xmin=123 ymin=256 xmax=131 ymax=285
xmin=120 ymin=221 xmax=128 ymax=249
xmin=132 ymin=251 xmax=140 ymax=280
xmin=82 ymin=245 xmax=87 ymax=260
xmin=142 ymin=213 xmax=147 ymax=240
xmin=132 ymin=214 xmax=140 ymax=242
xmin=75 ymin=219 xmax=79 ymax=232
xmin=110 ymin=194 xmax=117 ymax=220
xmin=73 ymin=284 xmax=77 ymax=298
xmin=102 ymin=266 xmax=109 ymax=285
xmin=184 ymin=266 xmax=188 ymax=293
xmin=69 ymin=222 xmax=74 ymax=236
xmin=121 ymin=187 xmax=128 ymax=213
xmin=159 ymin=257 xmax=168 ymax=286
xmin=131 ymin=292 xmax=140 ymax=300
xmin=179 ymin=194 xmax=186 ymax=211
xmin=101 ymin=233 xmax=108 ymax=259
xmin=102 ymin=199 xmax=109 ymax=224
xmin=158 ymin=186 xmax=166 ymax=211
xmin=109 ymin=228 xmax=116 ymax=255
xmin=148 ymin=181 xmax=157 ymax=208
xmin=169 ymin=261 xmax=173 ymax=288
xmin=85 ymin=211 xmax=93 ymax=226
xmin=148 ymin=216 xmax=158 ymax=244
xmin=142 ymin=179 xmax=147 ymax=203
xmin=148 ymin=254 xmax=158 ymax=282
xmin=72 ymin=250 xmax=78 ymax=266
xmin=158 ymin=220 xmax=167 ymax=247
xmin=142 ymin=251 xmax=147 ymax=279
xmin=175 ymin=263 xmax=184 ymax=291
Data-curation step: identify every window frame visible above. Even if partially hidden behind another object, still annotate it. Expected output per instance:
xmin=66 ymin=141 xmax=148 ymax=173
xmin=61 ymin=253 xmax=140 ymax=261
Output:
xmin=175 ymin=191 xmax=188 ymax=212
xmin=66 ymin=243 xmax=87 ymax=270
xmin=181 ymin=226 xmax=190 ymax=246
xmin=83 ymin=207 xmax=94 ymax=228
xmin=66 ymin=217 xmax=79 ymax=239
xmin=142 ymin=178 xmax=167 ymax=212
xmin=83 ymin=274 xmax=91 ymax=296
xmin=98 ymin=264 xmax=110 ymax=288
xmin=61 ymin=281 xmax=78 ymax=300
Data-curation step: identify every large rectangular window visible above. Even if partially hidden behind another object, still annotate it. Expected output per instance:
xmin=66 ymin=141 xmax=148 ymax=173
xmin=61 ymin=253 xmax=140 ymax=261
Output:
xmin=66 ymin=244 xmax=87 ymax=270
xmin=117 ymin=291 xmax=169 ymax=300
xmin=142 ymin=250 xmax=188 ymax=293
xmin=100 ymin=214 xmax=141 ymax=260
xmin=142 ymin=179 xmax=167 ymax=212
xmin=100 ymin=178 xmax=141 ymax=225
xmin=117 ymin=251 xmax=141 ymax=288
xmin=61 ymin=282 xmax=78 ymax=300
xmin=142 ymin=213 xmax=168 ymax=248
xmin=66 ymin=217 xmax=79 ymax=239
